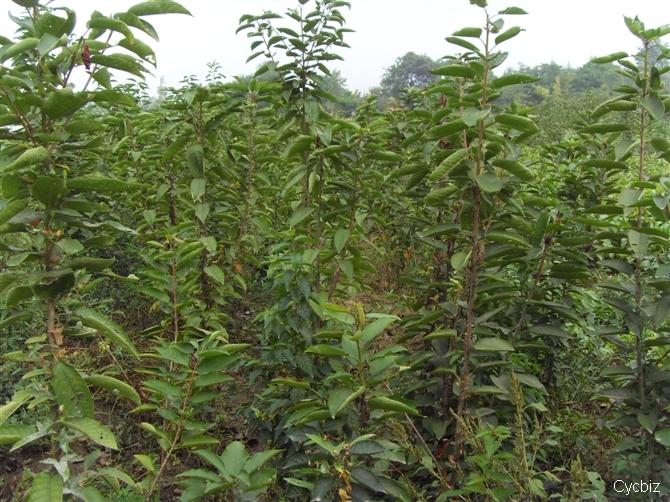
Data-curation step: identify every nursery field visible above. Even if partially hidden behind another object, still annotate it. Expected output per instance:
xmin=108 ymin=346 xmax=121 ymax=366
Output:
xmin=0 ymin=0 xmax=669 ymax=500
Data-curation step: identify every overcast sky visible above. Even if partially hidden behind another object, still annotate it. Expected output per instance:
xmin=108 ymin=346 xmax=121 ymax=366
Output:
xmin=1 ymin=1 xmax=667 ymax=92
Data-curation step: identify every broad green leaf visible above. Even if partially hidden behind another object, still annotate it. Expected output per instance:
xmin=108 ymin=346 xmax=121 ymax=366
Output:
xmin=334 ymin=228 xmax=350 ymax=253
xmin=369 ymin=151 xmax=403 ymax=162
xmin=0 ymin=200 xmax=27 ymax=225
xmin=56 ymin=238 xmax=84 ymax=255
xmin=0 ymin=38 xmax=39 ymax=62
xmin=204 ymin=265 xmax=225 ymax=285
xmin=494 ymin=26 xmax=522 ymax=44
xmin=591 ymin=51 xmax=628 ymax=64
xmin=305 ymin=433 xmax=338 ymax=454
xmin=491 ymin=74 xmax=537 ymax=89
xmin=640 ymin=94 xmax=665 ymax=121
xmin=221 ymin=441 xmax=247 ymax=476
xmin=52 ymin=362 xmax=95 ymax=418
xmin=134 ymin=454 xmax=156 ymax=473
xmin=75 ymin=307 xmax=140 ymax=358
xmin=27 ymin=473 xmax=63 ymax=502
xmin=0 ymin=389 xmax=33 ymax=425
xmin=486 ymin=230 xmax=529 ymax=248
xmin=194 ymin=202 xmax=209 ymax=223
xmin=87 ymin=16 xmax=134 ymax=41
xmin=637 ymin=411 xmax=657 ymax=433
xmin=474 ymin=338 xmax=515 ymax=351
xmin=289 ymin=207 xmax=314 ymax=227
xmin=361 ymin=317 xmax=396 ymax=344
xmin=187 ymin=145 xmax=204 ymax=177
xmin=429 ymin=148 xmax=468 ymax=181
xmin=0 ymin=424 xmax=35 ymax=445
xmin=496 ymin=113 xmax=537 ymax=132
xmin=91 ymin=53 xmax=146 ymax=78
xmin=85 ymin=374 xmax=141 ymax=405
xmin=452 ymin=27 xmax=482 ymax=38
xmin=128 ymin=0 xmax=192 ymax=16
xmin=62 ymin=417 xmax=118 ymax=449
xmin=368 ymin=396 xmax=420 ymax=416
xmin=492 ymin=159 xmax=533 ymax=180
xmin=450 ymin=250 xmax=470 ymax=271
xmin=190 ymin=178 xmax=206 ymax=201
xmin=2 ymin=146 xmax=48 ymax=173
xmin=43 ymin=89 xmax=88 ymax=119
xmin=328 ymin=386 xmax=365 ymax=418
xmin=432 ymin=64 xmax=476 ymax=78
xmin=476 ymin=173 xmax=503 ymax=192
xmin=654 ymin=428 xmax=670 ymax=447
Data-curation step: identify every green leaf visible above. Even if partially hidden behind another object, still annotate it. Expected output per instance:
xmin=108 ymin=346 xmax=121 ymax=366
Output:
xmin=491 ymin=74 xmax=537 ymax=89
xmin=128 ymin=0 xmax=192 ymax=16
xmin=32 ymin=176 xmax=66 ymax=207
xmin=62 ymin=417 xmax=118 ymax=449
xmin=87 ymin=16 xmax=134 ymax=41
xmin=133 ymin=454 xmax=156 ymax=473
xmin=591 ymin=51 xmax=628 ymax=64
xmin=75 ymin=307 xmax=139 ymax=358
xmin=43 ymin=89 xmax=88 ymax=119
xmin=194 ymin=203 xmax=209 ymax=224
xmin=2 ymin=146 xmax=48 ymax=173
xmin=0 ymin=200 xmax=27 ymax=225
xmin=220 ymin=441 xmax=247 ymax=476
xmin=187 ymin=145 xmax=204 ymax=177
xmin=0 ymin=38 xmax=39 ymax=62
xmin=499 ymin=7 xmax=527 ymax=15
xmin=368 ymin=396 xmax=420 ymax=416
xmin=640 ymin=94 xmax=665 ymax=121
xmin=486 ymin=230 xmax=529 ymax=248
xmin=494 ymin=26 xmax=522 ymax=45
xmin=52 ymin=362 xmax=95 ymax=419
xmin=305 ymin=344 xmax=347 ymax=357
xmin=492 ymin=159 xmax=533 ymax=180
xmin=432 ymin=64 xmax=476 ymax=78
xmin=285 ymin=135 xmax=313 ymax=157
xmin=450 ymin=250 xmax=470 ymax=271
xmin=429 ymin=148 xmax=468 ymax=182
xmin=654 ymin=428 xmax=670 ymax=447
xmin=245 ymin=449 xmax=282 ymax=473
xmin=37 ymin=33 xmax=60 ymax=57
xmin=85 ymin=374 xmax=141 ymax=405
xmin=475 ymin=173 xmax=503 ymax=193
xmin=91 ymin=53 xmax=146 ymax=78
xmin=0 ymin=424 xmax=35 ymax=445
xmin=0 ymin=390 xmax=33 ymax=425
xmin=204 ymin=265 xmax=225 ymax=285
xmin=56 ymin=238 xmax=84 ymax=255
xmin=361 ymin=317 xmax=396 ymax=344
xmin=289 ymin=207 xmax=314 ymax=227
xmin=328 ymin=386 xmax=365 ymax=418
xmin=452 ymin=27 xmax=482 ymax=38
xmin=495 ymin=113 xmax=538 ymax=132
xmin=369 ymin=151 xmax=403 ymax=162
xmin=190 ymin=178 xmax=206 ymax=201
xmin=637 ymin=412 xmax=657 ymax=433
xmin=474 ymin=338 xmax=515 ymax=351
xmin=334 ymin=228 xmax=350 ymax=253
xmin=27 ymin=473 xmax=63 ymax=502
xmin=305 ymin=433 xmax=338 ymax=454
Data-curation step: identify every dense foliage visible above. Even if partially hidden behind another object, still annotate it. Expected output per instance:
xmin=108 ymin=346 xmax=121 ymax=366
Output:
xmin=1 ymin=0 xmax=669 ymax=500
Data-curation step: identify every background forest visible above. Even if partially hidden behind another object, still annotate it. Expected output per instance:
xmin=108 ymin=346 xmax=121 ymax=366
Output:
xmin=0 ymin=0 xmax=669 ymax=500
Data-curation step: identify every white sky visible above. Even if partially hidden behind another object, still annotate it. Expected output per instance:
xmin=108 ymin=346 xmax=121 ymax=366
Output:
xmin=1 ymin=0 xmax=667 ymax=92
